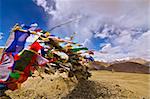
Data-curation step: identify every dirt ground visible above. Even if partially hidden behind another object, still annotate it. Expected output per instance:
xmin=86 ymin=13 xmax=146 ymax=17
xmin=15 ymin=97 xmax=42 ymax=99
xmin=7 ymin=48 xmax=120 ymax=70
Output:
xmin=2 ymin=71 xmax=150 ymax=99
xmin=90 ymin=71 xmax=150 ymax=99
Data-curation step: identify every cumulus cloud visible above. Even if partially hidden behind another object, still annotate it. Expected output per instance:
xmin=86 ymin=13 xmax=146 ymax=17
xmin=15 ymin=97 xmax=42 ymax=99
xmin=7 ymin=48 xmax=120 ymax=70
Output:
xmin=82 ymin=39 xmax=91 ymax=47
xmin=35 ymin=0 xmax=149 ymax=27
xmin=95 ymin=30 xmax=150 ymax=61
xmin=33 ymin=0 xmax=149 ymax=40
xmin=33 ymin=0 xmax=55 ymax=13
xmin=33 ymin=0 xmax=150 ymax=61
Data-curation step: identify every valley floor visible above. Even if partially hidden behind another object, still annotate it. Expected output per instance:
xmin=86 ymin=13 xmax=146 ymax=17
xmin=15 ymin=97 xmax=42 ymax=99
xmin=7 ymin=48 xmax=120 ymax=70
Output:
xmin=90 ymin=70 xmax=150 ymax=98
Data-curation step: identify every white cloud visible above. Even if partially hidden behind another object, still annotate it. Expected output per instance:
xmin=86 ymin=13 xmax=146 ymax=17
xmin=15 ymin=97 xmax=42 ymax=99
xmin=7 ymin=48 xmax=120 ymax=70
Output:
xmin=34 ymin=0 xmax=149 ymax=27
xmin=0 ymin=32 xmax=3 ymax=39
xmin=33 ymin=0 xmax=150 ymax=61
xmin=129 ymin=31 xmax=150 ymax=58
xmin=33 ymin=0 xmax=149 ymax=42
xmin=95 ymin=30 xmax=150 ymax=61
xmin=33 ymin=0 xmax=53 ymax=13
xmin=0 ymin=46 xmax=4 ymax=48
xmin=94 ymin=51 xmax=129 ymax=62
xmin=113 ymin=30 xmax=132 ymax=46
xmin=82 ymin=39 xmax=90 ymax=47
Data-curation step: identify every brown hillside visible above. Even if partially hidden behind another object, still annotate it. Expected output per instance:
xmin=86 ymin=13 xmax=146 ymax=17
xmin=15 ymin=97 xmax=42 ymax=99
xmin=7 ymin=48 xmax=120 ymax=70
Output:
xmin=129 ymin=58 xmax=149 ymax=65
xmin=89 ymin=61 xmax=109 ymax=70
xmin=107 ymin=62 xmax=150 ymax=74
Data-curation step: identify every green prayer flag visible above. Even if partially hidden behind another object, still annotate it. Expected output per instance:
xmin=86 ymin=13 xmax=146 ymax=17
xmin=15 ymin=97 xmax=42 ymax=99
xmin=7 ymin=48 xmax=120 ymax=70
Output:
xmin=10 ymin=72 xmax=20 ymax=79
xmin=71 ymin=47 xmax=88 ymax=52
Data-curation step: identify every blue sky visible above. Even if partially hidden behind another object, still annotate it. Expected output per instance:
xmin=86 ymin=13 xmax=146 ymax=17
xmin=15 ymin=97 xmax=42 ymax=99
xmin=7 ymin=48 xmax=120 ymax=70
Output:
xmin=0 ymin=0 xmax=49 ymax=45
xmin=0 ymin=0 xmax=149 ymax=61
xmin=0 ymin=0 xmax=105 ymax=50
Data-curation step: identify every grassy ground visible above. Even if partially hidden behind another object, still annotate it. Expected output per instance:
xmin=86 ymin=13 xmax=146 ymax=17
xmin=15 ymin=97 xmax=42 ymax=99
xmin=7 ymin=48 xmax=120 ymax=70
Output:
xmin=90 ymin=70 xmax=150 ymax=98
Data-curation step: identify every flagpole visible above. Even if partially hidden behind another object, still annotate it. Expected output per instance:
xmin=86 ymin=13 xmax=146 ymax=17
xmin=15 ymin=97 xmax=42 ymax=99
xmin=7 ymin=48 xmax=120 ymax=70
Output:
xmin=48 ymin=17 xmax=81 ymax=32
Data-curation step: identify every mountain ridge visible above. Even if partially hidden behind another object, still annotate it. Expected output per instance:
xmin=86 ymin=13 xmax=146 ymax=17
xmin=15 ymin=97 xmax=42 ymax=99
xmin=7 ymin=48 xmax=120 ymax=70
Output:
xmin=90 ymin=58 xmax=150 ymax=74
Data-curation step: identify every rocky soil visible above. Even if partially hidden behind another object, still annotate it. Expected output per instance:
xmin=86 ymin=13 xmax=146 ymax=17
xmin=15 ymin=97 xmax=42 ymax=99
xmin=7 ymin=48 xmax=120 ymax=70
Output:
xmin=1 ymin=72 xmax=144 ymax=99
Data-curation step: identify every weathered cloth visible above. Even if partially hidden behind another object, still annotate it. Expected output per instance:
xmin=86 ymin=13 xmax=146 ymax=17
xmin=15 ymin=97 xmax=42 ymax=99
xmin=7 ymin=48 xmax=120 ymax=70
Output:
xmin=70 ymin=47 xmax=88 ymax=52
xmin=36 ymin=54 xmax=49 ymax=66
xmin=0 ymin=53 xmax=14 ymax=82
xmin=5 ymin=30 xmax=30 ymax=55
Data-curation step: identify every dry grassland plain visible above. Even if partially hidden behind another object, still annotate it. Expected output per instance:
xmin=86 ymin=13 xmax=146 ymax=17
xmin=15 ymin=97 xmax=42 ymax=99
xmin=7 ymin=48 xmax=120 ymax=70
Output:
xmin=90 ymin=70 xmax=150 ymax=98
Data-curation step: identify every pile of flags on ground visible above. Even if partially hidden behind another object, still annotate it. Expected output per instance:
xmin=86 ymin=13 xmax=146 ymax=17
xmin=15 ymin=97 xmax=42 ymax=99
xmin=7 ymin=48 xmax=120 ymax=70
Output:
xmin=0 ymin=23 xmax=94 ymax=91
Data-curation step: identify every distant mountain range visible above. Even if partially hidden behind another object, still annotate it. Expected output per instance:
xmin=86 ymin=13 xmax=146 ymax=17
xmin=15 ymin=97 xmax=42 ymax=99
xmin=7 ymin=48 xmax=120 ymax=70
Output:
xmin=90 ymin=58 xmax=150 ymax=74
